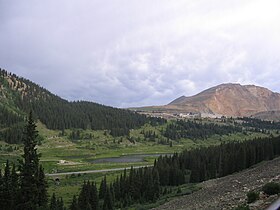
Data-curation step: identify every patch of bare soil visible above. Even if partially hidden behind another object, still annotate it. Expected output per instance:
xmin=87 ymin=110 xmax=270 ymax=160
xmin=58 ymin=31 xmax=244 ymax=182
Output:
xmin=154 ymin=157 xmax=280 ymax=210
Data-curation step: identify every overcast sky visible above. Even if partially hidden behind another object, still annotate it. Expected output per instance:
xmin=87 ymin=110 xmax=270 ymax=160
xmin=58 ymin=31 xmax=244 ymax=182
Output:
xmin=1 ymin=0 xmax=280 ymax=107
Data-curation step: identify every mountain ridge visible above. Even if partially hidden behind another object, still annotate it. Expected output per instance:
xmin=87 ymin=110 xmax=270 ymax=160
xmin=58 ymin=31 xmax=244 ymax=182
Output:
xmin=168 ymin=83 xmax=280 ymax=117
xmin=0 ymin=68 xmax=161 ymax=143
xmin=136 ymin=83 xmax=280 ymax=119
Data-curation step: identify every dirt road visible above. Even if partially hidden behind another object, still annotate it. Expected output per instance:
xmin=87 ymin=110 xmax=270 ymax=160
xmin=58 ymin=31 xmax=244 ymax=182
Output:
xmin=46 ymin=165 xmax=152 ymax=177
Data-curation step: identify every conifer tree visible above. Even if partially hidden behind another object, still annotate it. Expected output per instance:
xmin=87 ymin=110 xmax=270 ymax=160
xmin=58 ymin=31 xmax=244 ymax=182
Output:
xmin=0 ymin=169 xmax=3 ymax=206
xmin=17 ymin=111 xmax=48 ymax=209
xmin=89 ymin=182 xmax=99 ymax=210
xmin=99 ymin=176 xmax=107 ymax=199
xmin=78 ymin=181 xmax=90 ymax=209
xmin=37 ymin=165 xmax=48 ymax=207
xmin=103 ymin=186 xmax=114 ymax=210
xmin=50 ymin=193 xmax=57 ymax=210
xmin=10 ymin=163 xmax=18 ymax=210
xmin=3 ymin=160 xmax=12 ymax=210
xmin=57 ymin=197 xmax=65 ymax=210
xmin=70 ymin=195 xmax=80 ymax=210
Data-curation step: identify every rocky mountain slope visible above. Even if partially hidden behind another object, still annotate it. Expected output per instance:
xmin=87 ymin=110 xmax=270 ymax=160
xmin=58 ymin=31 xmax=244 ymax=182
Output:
xmin=154 ymin=157 xmax=280 ymax=210
xmin=140 ymin=83 xmax=280 ymax=118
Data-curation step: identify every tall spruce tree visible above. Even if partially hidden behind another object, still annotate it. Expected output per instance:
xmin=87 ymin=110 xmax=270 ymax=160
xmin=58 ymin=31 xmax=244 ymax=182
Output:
xmin=50 ymin=193 xmax=57 ymax=210
xmin=70 ymin=195 xmax=80 ymax=210
xmin=3 ymin=160 xmax=12 ymax=210
xmin=10 ymin=163 xmax=18 ymax=210
xmin=17 ymin=111 xmax=47 ymax=209
xmin=37 ymin=164 xmax=48 ymax=207
xmin=103 ymin=185 xmax=114 ymax=210
xmin=99 ymin=176 xmax=107 ymax=199
xmin=0 ymin=169 xmax=3 ymax=206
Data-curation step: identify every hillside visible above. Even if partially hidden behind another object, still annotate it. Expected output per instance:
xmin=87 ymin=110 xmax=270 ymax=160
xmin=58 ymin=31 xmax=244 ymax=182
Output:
xmin=137 ymin=83 xmax=280 ymax=119
xmin=0 ymin=68 xmax=161 ymax=143
xmin=154 ymin=156 xmax=280 ymax=210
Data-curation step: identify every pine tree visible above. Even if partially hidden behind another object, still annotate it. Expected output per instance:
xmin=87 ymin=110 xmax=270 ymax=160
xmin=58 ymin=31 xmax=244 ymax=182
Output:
xmin=3 ymin=160 xmax=12 ymax=210
xmin=152 ymin=168 xmax=160 ymax=199
xmin=0 ymin=169 xmax=3 ymax=206
xmin=50 ymin=193 xmax=57 ymax=210
xmin=70 ymin=195 xmax=80 ymax=210
xmin=57 ymin=197 xmax=64 ymax=210
xmin=17 ymin=111 xmax=40 ymax=209
xmin=37 ymin=164 xmax=48 ymax=207
xmin=103 ymin=186 xmax=114 ymax=210
xmin=89 ymin=182 xmax=99 ymax=210
xmin=10 ymin=163 xmax=18 ymax=210
xmin=78 ymin=181 xmax=90 ymax=210
xmin=99 ymin=176 xmax=107 ymax=199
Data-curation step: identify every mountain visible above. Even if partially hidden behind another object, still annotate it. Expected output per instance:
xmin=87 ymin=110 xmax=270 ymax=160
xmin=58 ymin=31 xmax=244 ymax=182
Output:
xmin=138 ymin=83 xmax=280 ymax=118
xmin=0 ymin=68 xmax=162 ymax=143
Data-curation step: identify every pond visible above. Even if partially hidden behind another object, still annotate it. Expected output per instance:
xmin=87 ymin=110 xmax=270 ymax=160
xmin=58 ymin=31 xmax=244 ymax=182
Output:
xmin=89 ymin=153 xmax=171 ymax=164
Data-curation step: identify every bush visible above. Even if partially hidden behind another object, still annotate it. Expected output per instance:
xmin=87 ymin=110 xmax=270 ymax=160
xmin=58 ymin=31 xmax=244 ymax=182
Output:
xmin=247 ymin=191 xmax=259 ymax=203
xmin=177 ymin=187 xmax=182 ymax=194
xmin=262 ymin=182 xmax=280 ymax=195
xmin=234 ymin=204 xmax=250 ymax=210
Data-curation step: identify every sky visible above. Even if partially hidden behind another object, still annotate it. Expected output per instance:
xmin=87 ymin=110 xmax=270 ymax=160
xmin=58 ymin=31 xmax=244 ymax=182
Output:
xmin=1 ymin=0 xmax=280 ymax=108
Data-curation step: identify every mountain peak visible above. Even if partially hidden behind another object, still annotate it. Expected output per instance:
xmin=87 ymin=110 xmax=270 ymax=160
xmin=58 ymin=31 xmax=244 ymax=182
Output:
xmin=168 ymin=83 xmax=280 ymax=117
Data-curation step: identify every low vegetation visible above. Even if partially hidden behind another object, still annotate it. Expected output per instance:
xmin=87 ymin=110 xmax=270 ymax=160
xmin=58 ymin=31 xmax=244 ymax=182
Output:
xmin=246 ymin=191 xmax=259 ymax=203
xmin=262 ymin=182 xmax=280 ymax=195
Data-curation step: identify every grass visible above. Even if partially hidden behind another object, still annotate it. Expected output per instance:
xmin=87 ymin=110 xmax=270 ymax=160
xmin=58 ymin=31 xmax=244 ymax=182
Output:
xmin=47 ymin=170 xmax=201 ymax=209
xmin=0 ymin=120 xmax=273 ymax=173
xmin=47 ymin=171 xmax=124 ymax=206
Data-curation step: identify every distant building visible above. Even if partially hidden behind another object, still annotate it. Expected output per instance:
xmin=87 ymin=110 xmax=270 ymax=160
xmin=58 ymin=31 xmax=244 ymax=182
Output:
xmin=179 ymin=112 xmax=201 ymax=118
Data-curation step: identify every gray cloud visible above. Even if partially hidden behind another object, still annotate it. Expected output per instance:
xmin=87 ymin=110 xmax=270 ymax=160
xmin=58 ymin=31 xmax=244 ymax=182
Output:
xmin=1 ymin=0 xmax=280 ymax=107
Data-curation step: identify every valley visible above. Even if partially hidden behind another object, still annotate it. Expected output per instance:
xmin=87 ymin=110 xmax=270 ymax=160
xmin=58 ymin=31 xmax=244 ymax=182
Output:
xmin=0 ymin=117 xmax=278 ymax=207
xmin=1 ymin=1 xmax=280 ymax=209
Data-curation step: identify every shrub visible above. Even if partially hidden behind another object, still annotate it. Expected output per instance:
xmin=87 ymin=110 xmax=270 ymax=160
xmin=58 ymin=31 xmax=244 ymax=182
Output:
xmin=234 ymin=204 xmax=250 ymax=210
xmin=247 ymin=191 xmax=259 ymax=203
xmin=177 ymin=187 xmax=182 ymax=194
xmin=262 ymin=182 xmax=280 ymax=195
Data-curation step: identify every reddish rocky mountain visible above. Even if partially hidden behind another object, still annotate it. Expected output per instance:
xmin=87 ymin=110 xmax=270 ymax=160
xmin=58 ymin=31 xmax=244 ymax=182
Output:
xmin=145 ymin=83 xmax=280 ymax=118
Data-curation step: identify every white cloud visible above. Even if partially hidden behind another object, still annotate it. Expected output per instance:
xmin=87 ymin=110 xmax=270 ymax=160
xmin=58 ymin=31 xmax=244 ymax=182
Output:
xmin=0 ymin=0 xmax=280 ymax=107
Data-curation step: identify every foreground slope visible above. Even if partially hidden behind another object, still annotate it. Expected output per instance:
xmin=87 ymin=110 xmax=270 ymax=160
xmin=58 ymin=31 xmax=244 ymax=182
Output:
xmin=154 ymin=157 xmax=280 ymax=210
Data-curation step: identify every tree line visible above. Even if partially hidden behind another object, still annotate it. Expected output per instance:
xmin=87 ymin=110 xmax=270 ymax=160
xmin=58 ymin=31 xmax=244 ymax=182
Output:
xmin=71 ymin=135 xmax=280 ymax=209
xmin=70 ymin=166 xmax=160 ymax=210
xmin=163 ymin=119 xmax=243 ymax=140
xmin=155 ymin=136 xmax=280 ymax=184
xmin=238 ymin=117 xmax=280 ymax=130
xmin=0 ymin=68 xmax=166 ymax=143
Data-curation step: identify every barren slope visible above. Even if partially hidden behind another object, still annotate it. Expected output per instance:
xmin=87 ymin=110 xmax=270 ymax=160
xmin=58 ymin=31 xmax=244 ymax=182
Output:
xmin=153 ymin=157 xmax=280 ymax=210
